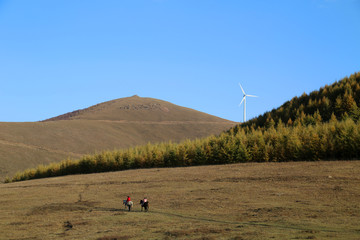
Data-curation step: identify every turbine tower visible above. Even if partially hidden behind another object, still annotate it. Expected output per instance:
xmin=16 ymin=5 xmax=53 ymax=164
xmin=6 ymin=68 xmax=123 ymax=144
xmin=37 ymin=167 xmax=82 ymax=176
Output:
xmin=239 ymin=83 xmax=258 ymax=122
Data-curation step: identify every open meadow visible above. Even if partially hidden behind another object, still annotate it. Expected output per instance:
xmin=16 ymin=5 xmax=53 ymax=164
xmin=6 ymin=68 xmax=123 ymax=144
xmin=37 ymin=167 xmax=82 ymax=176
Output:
xmin=1 ymin=161 xmax=360 ymax=240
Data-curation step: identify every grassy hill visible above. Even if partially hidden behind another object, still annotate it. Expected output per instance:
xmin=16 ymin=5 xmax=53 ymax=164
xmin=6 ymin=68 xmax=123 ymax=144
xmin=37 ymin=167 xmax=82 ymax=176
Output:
xmin=8 ymin=72 xmax=360 ymax=183
xmin=1 ymin=161 xmax=359 ymax=239
xmin=0 ymin=95 xmax=235 ymax=180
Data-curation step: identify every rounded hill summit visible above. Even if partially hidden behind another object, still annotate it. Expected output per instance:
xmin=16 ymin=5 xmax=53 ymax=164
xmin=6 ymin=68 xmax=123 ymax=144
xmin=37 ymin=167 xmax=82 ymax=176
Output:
xmin=43 ymin=95 xmax=232 ymax=123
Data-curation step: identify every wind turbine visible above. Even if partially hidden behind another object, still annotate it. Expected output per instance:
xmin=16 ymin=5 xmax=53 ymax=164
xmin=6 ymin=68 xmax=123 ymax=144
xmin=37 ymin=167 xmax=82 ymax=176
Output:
xmin=239 ymin=83 xmax=258 ymax=122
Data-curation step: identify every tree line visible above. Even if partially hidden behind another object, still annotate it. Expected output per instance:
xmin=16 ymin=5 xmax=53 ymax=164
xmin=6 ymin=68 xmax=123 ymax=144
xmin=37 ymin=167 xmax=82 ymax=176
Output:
xmin=7 ymin=115 xmax=359 ymax=183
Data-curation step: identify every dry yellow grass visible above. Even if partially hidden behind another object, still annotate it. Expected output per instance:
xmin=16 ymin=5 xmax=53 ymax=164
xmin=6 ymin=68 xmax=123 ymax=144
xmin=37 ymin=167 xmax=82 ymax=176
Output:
xmin=0 ymin=96 xmax=235 ymax=180
xmin=1 ymin=161 xmax=360 ymax=239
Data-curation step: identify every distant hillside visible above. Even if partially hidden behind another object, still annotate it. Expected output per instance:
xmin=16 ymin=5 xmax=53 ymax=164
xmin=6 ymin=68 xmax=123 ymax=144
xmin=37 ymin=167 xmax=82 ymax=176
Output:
xmin=0 ymin=96 xmax=235 ymax=180
xmin=10 ymin=72 xmax=360 ymax=183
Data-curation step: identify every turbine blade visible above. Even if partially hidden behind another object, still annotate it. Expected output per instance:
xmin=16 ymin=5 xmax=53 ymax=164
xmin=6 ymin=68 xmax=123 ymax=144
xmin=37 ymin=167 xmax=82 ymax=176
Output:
xmin=239 ymin=83 xmax=246 ymax=95
xmin=247 ymin=95 xmax=258 ymax=98
xmin=239 ymin=96 xmax=246 ymax=106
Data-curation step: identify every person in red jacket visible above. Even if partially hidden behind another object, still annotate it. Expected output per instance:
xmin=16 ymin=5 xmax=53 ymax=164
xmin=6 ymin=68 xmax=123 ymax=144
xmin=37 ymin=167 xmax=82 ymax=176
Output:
xmin=126 ymin=196 xmax=131 ymax=204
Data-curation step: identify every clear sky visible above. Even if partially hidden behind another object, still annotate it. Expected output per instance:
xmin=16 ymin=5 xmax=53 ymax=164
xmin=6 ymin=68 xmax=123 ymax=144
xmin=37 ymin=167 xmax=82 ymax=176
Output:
xmin=0 ymin=0 xmax=359 ymax=122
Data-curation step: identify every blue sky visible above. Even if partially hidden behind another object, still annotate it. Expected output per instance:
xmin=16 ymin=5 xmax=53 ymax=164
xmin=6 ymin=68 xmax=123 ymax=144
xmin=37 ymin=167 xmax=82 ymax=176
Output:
xmin=0 ymin=0 xmax=359 ymax=122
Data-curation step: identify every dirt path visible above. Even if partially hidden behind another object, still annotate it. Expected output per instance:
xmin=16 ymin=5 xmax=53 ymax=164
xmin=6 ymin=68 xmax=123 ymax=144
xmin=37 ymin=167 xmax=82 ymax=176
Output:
xmin=95 ymin=119 xmax=237 ymax=125
xmin=0 ymin=139 xmax=82 ymax=158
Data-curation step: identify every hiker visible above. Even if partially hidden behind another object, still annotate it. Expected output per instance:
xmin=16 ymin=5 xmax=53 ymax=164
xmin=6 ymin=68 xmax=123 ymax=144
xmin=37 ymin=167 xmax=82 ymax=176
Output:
xmin=124 ymin=196 xmax=133 ymax=211
xmin=142 ymin=197 xmax=149 ymax=211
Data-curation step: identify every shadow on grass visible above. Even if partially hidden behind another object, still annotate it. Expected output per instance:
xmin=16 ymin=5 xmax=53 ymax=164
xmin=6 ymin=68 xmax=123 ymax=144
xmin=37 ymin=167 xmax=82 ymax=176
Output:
xmin=148 ymin=210 xmax=358 ymax=235
xmin=88 ymin=206 xmax=360 ymax=235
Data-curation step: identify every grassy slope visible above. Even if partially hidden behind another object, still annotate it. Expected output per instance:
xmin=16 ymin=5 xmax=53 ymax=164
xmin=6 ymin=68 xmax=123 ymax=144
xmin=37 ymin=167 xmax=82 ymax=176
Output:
xmin=1 ymin=161 xmax=359 ymax=240
xmin=0 ymin=96 xmax=235 ymax=180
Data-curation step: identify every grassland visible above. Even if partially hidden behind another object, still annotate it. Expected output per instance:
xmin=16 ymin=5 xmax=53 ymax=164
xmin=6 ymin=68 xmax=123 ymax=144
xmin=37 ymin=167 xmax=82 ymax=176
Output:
xmin=0 ymin=96 xmax=235 ymax=180
xmin=1 ymin=161 xmax=359 ymax=239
